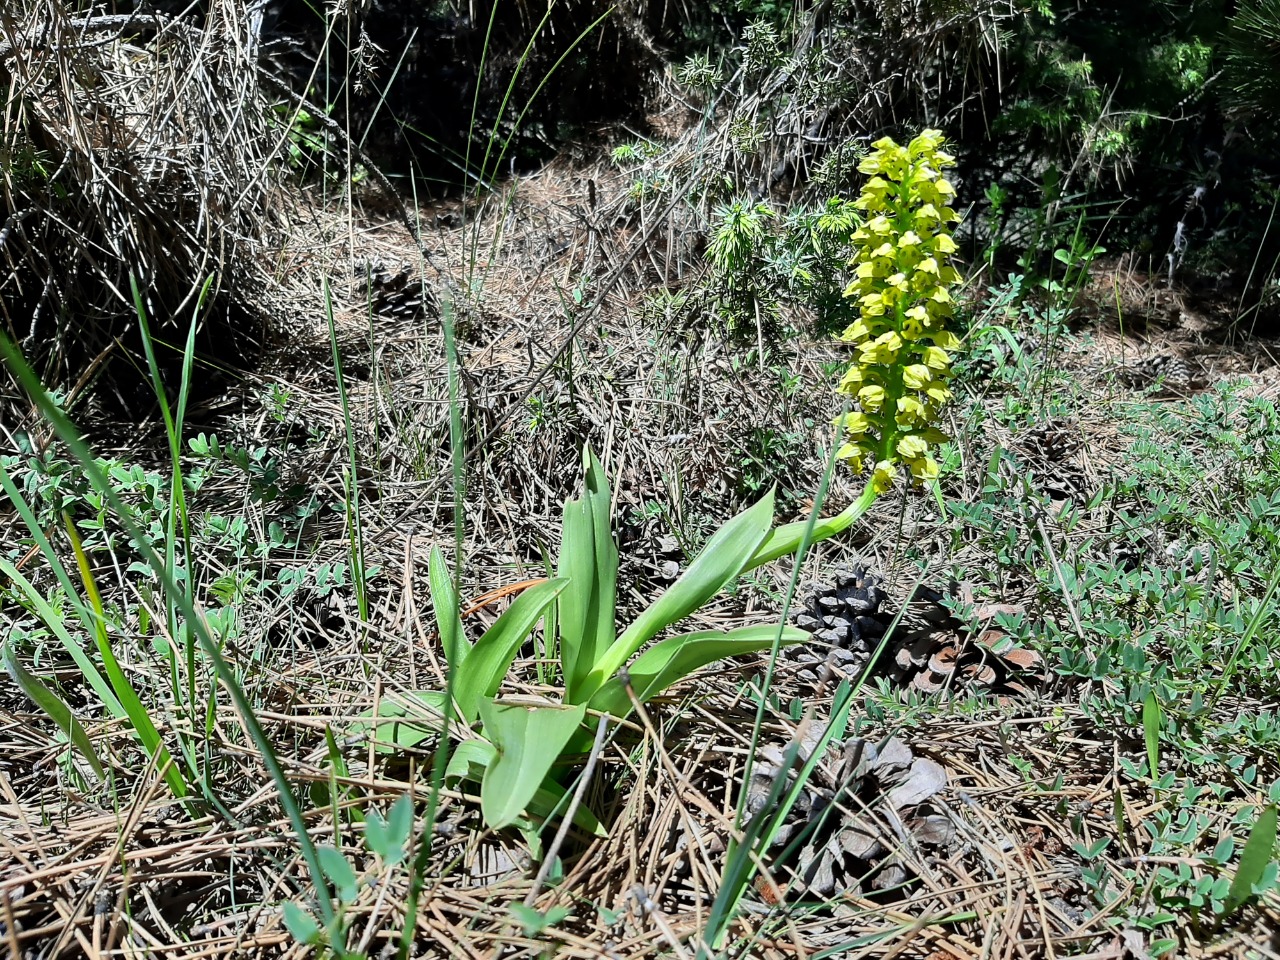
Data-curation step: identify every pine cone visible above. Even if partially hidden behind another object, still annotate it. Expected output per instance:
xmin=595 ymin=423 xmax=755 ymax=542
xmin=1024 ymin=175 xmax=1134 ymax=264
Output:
xmin=789 ymin=572 xmax=1043 ymax=698
xmin=1020 ymin=418 xmax=1081 ymax=462
xmin=887 ymin=585 xmax=1043 ymax=697
xmin=744 ymin=726 xmax=955 ymax=899
xmin=1118 ymin=353 xmax=1195 ymax=391
xmin=962 ymin=331 xmax=1044 ymax=379
xmin=352 ymin=257 xmax=434 ymax=319
xmin=786 ymin=565 xmax=891 ymax=684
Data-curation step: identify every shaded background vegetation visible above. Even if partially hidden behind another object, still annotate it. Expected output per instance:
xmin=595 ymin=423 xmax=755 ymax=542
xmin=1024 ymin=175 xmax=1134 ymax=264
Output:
xmin=7 ymin=0 xmax=1277 ymax=414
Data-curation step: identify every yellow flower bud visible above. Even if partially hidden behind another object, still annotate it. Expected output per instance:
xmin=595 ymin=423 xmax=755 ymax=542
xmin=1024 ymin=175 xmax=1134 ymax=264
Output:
xmin=836 ymin=444 xmax=864 ymax=472
xmin=931 ymin=330 xmax=961 ymax=350
xmin=897 ymin=434 xmax=929 ymax=461
xmin=858 ymin=384 xmax=886 ymax=411
xmin=903 ymin=364 xmax=934 ymax=389
xmin=871 ymin=461 xmax=897 ymax=493
xmin=924 ymin=382 xmax=952 ymax=405
xmin=836 ymin=364 xmax=865 ymax=394
xmin=908 ymin=456 xmax=939 ymax=483
xmin=922 ymin=345 xmax=951 ymax=370
xmin=835 ymin=411 xmax=871 ymax=437
xmin=896 ymin=396 xmax=927 ymax=426
xmin=931 ymin=234 xmax=957 ymax=254
xmin=840 ymin=318 xmax=871 ymax=343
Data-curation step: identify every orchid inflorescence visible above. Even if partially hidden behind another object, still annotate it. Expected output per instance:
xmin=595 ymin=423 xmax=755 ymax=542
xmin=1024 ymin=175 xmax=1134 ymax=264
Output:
xmin=835 ymin=129 xmax=962 ymax=491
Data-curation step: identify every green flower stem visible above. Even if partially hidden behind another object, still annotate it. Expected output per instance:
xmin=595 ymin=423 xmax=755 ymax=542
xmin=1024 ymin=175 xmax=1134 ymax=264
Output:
xmin=746 ymin=482 xmax=879 ymax=570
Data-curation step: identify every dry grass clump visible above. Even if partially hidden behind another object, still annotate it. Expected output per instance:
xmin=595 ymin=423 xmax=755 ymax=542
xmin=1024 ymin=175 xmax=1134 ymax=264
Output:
xmin=0 ymin=0 xmax=285 ymax=413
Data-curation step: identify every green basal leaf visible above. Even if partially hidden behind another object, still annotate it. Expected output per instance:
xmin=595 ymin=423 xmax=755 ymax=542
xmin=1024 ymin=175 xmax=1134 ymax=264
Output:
xmin=446 ymin=737 xmax=604 ymax=835
xmin=445 ymin=738 xmax=497 ymax=781
xmin=478 ymin=699 xmax=587 ymax=830
xmin=456 ymin=578 xmax=568 ymax=722
xmin=747 ymin=483 xmax=877 ymax=570
xmin=557 ymin=448 xmax=619 ymax=702
xmin=588 ymin=625 xmax=810 ymax=718
xmin=1225 ymin=804 xmax=1278 ymax=916
xmin=527 ymin=779 xmax=607 ymax=837
xmin=351 ymin=690 xmax=450 ymax=752
xmin=1 ymin=641 xmax=106 ymax=782
xmin=584 ymin=490 xmax=775 ymax=699
xmin=428 ymin=546 xmax=469 ymax=670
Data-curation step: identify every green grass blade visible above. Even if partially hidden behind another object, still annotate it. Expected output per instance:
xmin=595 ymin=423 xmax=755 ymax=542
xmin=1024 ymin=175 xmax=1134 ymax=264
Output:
xmin=0 ymin=463 xmax=118 ymax=654
xmin=0 ymin=332 xmax=339 ymax=931
xmin=324 ymin=277 xmax=368 ymax=622
xmin=1 ymin=640 xmax=106 ymax=781
xmin=63 ymin=513 xmax=190 ymax=799
xmin=1142 ymin=689 xmax=1161 ymax=783
xmin=1225 ymin=804 xmax=1278 ymax=916
xmin=132 ymin=273 xmax=211 ymax=790
xmin=398 ymin=290 xmax=466 ymax=959
xmin=1214 ymin=567 xmax=1280 ymax=705
xmin=0 ymin=558 xmax=124 ymax=717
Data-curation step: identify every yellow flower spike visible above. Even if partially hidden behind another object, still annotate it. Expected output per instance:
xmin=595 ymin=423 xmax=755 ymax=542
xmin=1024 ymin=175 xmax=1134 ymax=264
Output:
xmin=834 ymin=128 xmax=962 ymax=486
